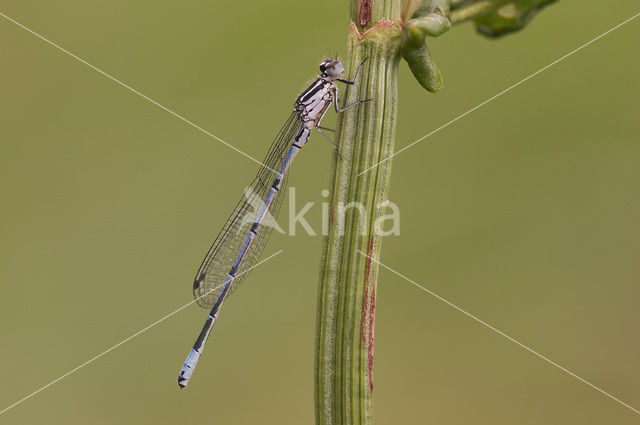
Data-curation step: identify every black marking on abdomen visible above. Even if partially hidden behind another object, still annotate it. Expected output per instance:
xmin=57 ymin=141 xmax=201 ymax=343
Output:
xmin=250 ymin=222 xmax=259 ymax=234
xmin=193 ymin=316 xmax=214 ymax=350
xmin=178 ymin=373 xmax=188 ymax=388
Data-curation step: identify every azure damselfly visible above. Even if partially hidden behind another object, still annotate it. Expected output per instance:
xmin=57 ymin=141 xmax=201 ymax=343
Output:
xmin=178 ymin=58 xmax=369 ymax=388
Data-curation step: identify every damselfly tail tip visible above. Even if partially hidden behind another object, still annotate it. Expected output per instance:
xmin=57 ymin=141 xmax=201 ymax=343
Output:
xmin=178 ymin=348 xmax=200 ymax=388
xmin=177 ymin=372 xmax=189 ymax=389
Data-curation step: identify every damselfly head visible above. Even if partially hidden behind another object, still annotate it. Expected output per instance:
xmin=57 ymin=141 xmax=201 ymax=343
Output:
xmin=320 ymin=59 xmax=344 ymax=78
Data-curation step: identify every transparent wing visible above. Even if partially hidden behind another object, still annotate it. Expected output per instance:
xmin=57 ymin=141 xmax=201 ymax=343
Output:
xmin=192 ymin=112 xmax=299 ymax=308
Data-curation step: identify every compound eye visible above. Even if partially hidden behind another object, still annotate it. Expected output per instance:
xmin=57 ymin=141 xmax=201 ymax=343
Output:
xmin=327 ymin=61 xmax=344 ymax=77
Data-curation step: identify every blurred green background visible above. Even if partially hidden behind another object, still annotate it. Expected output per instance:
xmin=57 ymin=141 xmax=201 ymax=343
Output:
xmin=1 ymin=1 xmax=638 ymax=424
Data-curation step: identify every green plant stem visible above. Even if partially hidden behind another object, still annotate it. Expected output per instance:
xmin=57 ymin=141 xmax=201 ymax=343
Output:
xmin=313 ymin=0 xmax=558 ymax=423
xmin=450 ymin=0 xmax=512 ymax=24
xmin=314 ymin=1 xmax=401 ymax=424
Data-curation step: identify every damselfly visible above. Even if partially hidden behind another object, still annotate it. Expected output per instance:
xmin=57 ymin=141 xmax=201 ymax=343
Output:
xmin=177 ymin=58 xmax=369 ymax=388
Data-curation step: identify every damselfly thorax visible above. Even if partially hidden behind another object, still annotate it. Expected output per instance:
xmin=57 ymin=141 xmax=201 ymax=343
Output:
xmin=296 ymin=78 xmax=337 ymax=125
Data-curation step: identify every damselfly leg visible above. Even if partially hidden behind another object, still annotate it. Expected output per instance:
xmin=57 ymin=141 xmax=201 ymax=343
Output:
xmin=316 ymin=127 xmax=343 ymax=160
